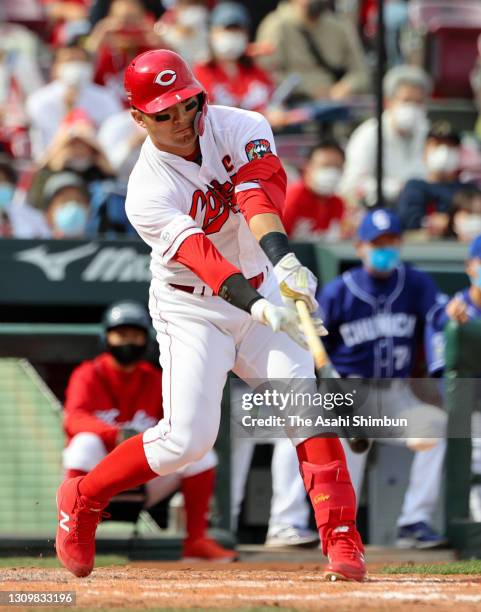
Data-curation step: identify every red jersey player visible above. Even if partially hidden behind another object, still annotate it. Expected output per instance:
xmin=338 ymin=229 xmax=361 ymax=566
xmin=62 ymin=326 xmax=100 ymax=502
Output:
xmin=62 ymin=300 xmax=236 ymax=562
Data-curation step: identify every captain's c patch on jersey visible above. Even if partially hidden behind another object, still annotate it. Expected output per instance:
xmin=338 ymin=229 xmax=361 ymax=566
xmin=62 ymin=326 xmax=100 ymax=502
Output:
xmin=245 ymin=139 xmax=272 ymax=161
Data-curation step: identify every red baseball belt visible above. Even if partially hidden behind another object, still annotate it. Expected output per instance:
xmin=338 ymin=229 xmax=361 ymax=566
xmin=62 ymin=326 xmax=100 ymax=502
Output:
xmin=170 ymin=271 xmax=264 ymax=296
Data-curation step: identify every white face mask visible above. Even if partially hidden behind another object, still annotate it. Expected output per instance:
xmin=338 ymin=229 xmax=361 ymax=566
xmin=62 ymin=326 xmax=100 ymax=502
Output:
xmin=57 ymin=61 xmax=93 ymax=88
xmin=391 ymin=102 xmax=426 ymax=133
xmin=178 ymin=6 xmax=209 ymax=28
xmin=309 ymin=167 xmax=342 ymax=196
xmin=454 ymin=215 xmax=481 ymax=242
xmin=211 ymin=31 xmax=248 ymax=61
xmin=426 ymin=145 xmax=460 ymax=174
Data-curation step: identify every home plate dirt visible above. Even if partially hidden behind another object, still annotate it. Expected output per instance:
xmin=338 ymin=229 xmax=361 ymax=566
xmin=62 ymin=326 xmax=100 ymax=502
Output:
xmin=2 ymin=563 xmax=481 ymax=610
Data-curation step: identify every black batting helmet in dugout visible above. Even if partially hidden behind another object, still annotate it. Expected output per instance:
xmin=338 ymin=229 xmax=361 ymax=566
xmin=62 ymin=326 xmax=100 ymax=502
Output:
xmin=102 ymin=300 xmax=151 ymax=334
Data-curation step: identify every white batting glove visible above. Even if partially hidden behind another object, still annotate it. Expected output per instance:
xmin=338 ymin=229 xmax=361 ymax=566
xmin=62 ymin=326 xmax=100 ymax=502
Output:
xmin=273 ymin=253 xmax=318 ymax=313
xmin=251 ymin=299 xmax=327 ymax=350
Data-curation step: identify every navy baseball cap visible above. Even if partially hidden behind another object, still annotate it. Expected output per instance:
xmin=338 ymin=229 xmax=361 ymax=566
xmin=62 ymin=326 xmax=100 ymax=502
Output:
xmin=468 ymin=234 xmax=481 ymax=259
xmin=210 ymin=2 xmax=251 ymax=29
xmin=358 ymin=209 xmax=402 ymax=242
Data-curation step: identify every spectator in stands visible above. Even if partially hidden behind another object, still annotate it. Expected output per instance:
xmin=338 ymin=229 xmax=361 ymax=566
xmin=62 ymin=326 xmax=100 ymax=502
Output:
xmin=318 ymin=209 xmax=448 ymax=549
xmin=446 ymin=187 xmax=481 ymax=243
xmin=471 ymin=33 xmax=481 ymax=140
xmin=42 ymin=171 xmax=91 ymax=238
xmin=62 ymin=300 xmax=237 ymax=561
xmin=86 ymin=0 xmax=162 ymax=102
xmin=256 ymin=0 xmax=368 ymax=103
xmin=360 ymin=0 xmax=410 ymax=67
xmin=88 ymin=0 xmax=165 ymax=26
xmin=398 ymin=122 xmax=466 ymax=235
xmin=155 ymin=0 xmax=210 ymax=66
xmin=28 ymin=110 xmax=115 ymax=210
xmin=438 ymin=234 xmax=481 ymax=521
xmin=194 ymin=3 xmax=274 ymax=115
xmin=0 ymin=19 xmax=45 ymax=157
xmin=283 ymin=140 xmax=347 ymax=241
xmin=43 ymin=0 xmax=91 ymax=47
xmin=0 ymin=156 xmax=50 ymax=238
xmin=26 ymin=43 xmax=123 ymax=160
xmin=341 ymin=65 xmax=431 ymax=207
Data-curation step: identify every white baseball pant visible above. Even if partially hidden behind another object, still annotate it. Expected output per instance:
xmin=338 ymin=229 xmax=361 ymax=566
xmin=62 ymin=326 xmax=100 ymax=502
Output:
xmin=143 ymin=272 xmax=314 ymax=476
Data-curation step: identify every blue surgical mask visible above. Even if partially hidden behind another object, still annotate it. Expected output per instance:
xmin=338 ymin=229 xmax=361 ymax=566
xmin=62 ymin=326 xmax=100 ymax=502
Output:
xmin=0 ymin=184 xmax=14 ymax=210
xmin=368 ymin=246 xmax=400 ymax=273
xmin=53 ymin=201 xmax=88 ymax=236
xmin=474 ymin=266 xmax=481 ymax=289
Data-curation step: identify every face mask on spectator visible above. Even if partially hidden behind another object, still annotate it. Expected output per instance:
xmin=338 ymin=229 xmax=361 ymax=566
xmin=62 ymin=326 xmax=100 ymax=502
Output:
xmin=426 ymin=145 xmax=460 ymax=174
xmin=391 ymin=103 xmax=426 ymax=133
xmin=211 ymin=31 xmax=248 ymax=60
xmin=53 ymin=201 xmax=88 ymax=236
xmin=0 ymin=184 xmax=14 ymax=210
xmin=66 ymin=157 xmax=94 ymax=172
xmin=366 ymin=246 xmax=400 ymax=273
xmin=58 ymin=62 xmax=94 ymax=88
xmin=178 ymin=6 xmax=209 ymax=28
xmin=455 ymin=215 xmax=481 ymax=242
xmin=309 ymin=167 xmax=342 ymax=196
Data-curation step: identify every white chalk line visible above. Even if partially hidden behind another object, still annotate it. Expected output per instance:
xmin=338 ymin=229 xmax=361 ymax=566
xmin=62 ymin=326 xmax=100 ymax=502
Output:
xmin=80 ymin=586 xmax=481 ymax=605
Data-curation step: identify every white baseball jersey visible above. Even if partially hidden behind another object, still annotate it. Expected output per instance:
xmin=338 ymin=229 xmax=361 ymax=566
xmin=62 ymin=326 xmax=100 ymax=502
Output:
xmin=125 ymin=105 xmax=274 ymax=290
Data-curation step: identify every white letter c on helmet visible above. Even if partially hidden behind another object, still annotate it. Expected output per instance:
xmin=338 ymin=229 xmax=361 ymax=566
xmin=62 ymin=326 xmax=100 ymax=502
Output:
xmin=154 ymin=70 xmax=177 ymax=87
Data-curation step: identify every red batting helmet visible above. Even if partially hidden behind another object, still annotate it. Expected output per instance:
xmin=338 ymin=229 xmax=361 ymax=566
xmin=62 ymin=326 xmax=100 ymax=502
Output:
xmin=124 ymin=49 xmax=206 ymax=115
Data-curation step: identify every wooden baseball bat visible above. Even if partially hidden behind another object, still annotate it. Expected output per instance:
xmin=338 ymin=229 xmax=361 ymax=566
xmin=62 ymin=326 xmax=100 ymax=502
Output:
xmin=295 ymin=299 xmax=329 ymax=369
xmin=295 ymin=300 xmax=371 ymax=454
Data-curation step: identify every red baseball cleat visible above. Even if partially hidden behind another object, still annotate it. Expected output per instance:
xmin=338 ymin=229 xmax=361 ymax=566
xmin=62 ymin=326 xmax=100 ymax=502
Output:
xmin=55 ymin=476 xmax=107 ymax=577
xmin=182 ymin=537 xmax=239 ymax=563
xmin=323 ymin=524 xmax=367 ymax=582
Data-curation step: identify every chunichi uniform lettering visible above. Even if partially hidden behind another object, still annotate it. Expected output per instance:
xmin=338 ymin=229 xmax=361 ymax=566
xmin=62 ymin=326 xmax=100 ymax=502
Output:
xmin=339 ymin=312 xmax=417 ymax=347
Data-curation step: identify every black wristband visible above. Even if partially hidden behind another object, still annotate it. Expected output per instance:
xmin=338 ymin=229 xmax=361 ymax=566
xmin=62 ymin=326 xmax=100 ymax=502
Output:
xmin=259 ymin=232 xmax=290 ymax=266
xmin=218 ymin=273 xmax=263 ymax=313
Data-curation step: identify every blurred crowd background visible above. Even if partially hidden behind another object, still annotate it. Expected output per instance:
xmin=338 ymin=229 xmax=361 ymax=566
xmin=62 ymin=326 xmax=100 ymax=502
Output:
xmin=1 ymin=0 xmax=481 ymax=244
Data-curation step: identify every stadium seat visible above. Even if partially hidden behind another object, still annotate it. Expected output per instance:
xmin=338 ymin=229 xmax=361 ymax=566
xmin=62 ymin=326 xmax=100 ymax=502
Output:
xmin=409 ymin=0 xmax=481 ymax=98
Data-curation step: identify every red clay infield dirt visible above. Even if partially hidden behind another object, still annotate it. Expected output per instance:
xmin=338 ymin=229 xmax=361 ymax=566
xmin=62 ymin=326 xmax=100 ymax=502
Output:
xmin=2 ymin=562 xmax=481 ymax=610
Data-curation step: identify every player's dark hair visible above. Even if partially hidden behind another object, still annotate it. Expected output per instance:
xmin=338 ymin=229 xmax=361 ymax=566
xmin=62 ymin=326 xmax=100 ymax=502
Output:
xmin=306 ymin=139 xmax=345 ymax=162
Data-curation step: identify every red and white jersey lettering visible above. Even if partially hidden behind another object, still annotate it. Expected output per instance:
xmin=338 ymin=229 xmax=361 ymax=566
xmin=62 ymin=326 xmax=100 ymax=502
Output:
xmin=125 ymin=106 xmax=274 ymax=288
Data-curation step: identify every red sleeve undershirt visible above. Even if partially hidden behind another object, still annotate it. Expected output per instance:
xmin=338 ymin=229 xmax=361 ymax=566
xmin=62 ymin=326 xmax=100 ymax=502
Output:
xmin=172 ymin=233 xmax=240 ymax=294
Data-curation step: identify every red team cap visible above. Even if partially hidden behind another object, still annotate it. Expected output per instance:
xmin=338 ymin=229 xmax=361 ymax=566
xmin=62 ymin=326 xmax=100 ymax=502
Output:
xmin=124 ymin=49 xmax=206 ymax=115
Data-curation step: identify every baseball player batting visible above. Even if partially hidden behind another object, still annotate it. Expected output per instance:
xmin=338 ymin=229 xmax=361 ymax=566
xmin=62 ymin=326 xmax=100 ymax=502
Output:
xmin=55 ymin=49 xmax=366 ymax=582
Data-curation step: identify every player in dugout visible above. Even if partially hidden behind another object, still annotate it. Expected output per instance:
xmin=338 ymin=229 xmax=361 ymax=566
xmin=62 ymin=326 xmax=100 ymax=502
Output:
xmin=61 ymin=299 xmax=237 ymax=562
xmin=317 ymin=209 xmax=448 ymax=549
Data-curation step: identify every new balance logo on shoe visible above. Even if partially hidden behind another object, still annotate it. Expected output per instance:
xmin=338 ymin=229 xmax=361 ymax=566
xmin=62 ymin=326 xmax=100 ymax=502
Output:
xmin=59 ymin=510 xmax=70 ymax=533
